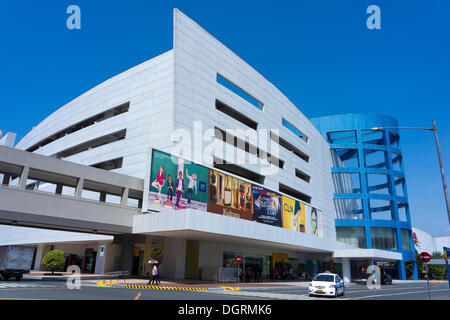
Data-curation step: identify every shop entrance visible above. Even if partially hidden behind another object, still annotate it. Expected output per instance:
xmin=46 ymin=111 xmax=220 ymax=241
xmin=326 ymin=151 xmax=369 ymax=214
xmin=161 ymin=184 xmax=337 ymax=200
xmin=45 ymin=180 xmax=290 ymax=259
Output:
xmin=82 ymin=248 xmax=96 ymax=273
xmin=223 ymin=252 xmax=270 ymax=282
xmin=243 ymin=256 xmax=264 ymax=282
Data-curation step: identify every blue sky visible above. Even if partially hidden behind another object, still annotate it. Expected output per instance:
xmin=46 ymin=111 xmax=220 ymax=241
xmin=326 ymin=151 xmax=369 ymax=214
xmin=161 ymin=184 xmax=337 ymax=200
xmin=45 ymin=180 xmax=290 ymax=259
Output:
xmin=1 ymin=1 xmax=449 ymax=236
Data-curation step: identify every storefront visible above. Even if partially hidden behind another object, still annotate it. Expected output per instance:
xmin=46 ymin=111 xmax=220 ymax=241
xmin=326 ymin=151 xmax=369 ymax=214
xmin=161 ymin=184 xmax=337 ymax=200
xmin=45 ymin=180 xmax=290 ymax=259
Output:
xmin=223 ymin=252 xmax=326 ymax=282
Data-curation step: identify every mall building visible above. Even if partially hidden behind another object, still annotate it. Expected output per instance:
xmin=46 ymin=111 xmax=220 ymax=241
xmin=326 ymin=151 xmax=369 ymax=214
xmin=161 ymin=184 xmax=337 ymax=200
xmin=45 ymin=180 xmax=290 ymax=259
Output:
xmin=0 ymin=9 xmax=425 ymax=282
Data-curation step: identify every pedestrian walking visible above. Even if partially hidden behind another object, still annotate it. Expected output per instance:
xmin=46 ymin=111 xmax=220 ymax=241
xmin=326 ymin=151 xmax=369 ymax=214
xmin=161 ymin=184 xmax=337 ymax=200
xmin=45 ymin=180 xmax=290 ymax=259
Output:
xmin=154 ymin=264 xmax=161 ymax=285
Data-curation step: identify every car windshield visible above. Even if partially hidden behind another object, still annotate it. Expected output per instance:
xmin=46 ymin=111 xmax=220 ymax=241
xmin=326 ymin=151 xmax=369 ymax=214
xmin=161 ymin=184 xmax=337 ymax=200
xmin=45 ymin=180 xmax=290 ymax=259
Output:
xmin=313 ymin=274 xmax=334 ymax=282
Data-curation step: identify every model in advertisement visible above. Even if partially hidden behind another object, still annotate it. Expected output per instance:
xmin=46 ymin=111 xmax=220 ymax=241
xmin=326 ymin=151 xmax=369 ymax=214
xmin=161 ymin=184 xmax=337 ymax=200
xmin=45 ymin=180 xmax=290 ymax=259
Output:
xmin=166 ymin=175 xmax=174 ymax=205
xmin=185 ymin=168 xmax=198 ymax=207
xmin=311 ymin=208 xmax=319 ymax=236
xmin=175 ymin=171 xmax=185 ymax=209
xmin=151 ymin=166 xmax=165 ymax=204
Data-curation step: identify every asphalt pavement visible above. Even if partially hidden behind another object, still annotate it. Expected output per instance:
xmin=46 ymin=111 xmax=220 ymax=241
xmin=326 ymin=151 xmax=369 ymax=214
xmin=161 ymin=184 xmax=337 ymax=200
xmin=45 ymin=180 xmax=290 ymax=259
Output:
xmin=0 ymin=280 xmax=449 ymax=300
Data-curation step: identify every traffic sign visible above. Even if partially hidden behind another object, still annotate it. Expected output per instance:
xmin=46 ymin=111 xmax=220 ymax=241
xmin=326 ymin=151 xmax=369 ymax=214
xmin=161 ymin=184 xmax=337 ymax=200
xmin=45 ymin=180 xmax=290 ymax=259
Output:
xmin=236 ymin=256 xmax=242 ymax=263
xmin=419 ymin=252 xmax=431 ymax=263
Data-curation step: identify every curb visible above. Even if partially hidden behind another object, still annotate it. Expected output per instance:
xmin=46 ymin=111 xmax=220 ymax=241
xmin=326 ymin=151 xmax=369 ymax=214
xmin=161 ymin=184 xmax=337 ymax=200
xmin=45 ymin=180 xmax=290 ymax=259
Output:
xmin=125 ymin=284 xmax=208 ymax=291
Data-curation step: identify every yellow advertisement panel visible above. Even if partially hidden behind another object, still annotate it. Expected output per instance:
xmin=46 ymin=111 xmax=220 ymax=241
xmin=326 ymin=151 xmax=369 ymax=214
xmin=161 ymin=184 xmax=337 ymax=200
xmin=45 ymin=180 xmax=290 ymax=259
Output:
xmin=282 ymin=195 xmax=306 ymax=233
xmin=272 ymin=253 xmax=289 ymax=269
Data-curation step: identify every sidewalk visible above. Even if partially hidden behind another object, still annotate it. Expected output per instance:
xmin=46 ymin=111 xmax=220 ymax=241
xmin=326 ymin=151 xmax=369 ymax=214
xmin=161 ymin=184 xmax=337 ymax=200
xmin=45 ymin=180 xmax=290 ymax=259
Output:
xmin=23 ymin=271 xmax=314 ymax=288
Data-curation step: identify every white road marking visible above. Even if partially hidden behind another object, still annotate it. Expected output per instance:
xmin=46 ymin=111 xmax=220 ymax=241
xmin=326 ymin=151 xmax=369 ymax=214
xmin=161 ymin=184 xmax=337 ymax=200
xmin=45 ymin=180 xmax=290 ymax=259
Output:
xmin=0 ymin=283 xmax=57 ymax=289
xmin=343 ymin=286 xmax=426 ymax=294
xmin=213 ymin=289 xmax=324 ymax=300
xmin=343 ymin=288 xmax=450 ymax=300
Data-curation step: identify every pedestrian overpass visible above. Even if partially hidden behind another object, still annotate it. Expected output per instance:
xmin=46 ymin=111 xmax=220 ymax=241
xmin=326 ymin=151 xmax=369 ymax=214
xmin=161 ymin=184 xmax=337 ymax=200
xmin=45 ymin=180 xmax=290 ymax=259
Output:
xmin=0 ymin=145 xmax=144 ymax=235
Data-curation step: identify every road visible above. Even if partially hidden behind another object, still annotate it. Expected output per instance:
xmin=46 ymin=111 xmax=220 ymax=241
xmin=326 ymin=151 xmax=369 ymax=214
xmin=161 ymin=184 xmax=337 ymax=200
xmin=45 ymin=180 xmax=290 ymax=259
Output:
xmin=226 ymin=282 xmax=450 ymax=300
xmin=0 ymin=280 xmax=449 ymax=300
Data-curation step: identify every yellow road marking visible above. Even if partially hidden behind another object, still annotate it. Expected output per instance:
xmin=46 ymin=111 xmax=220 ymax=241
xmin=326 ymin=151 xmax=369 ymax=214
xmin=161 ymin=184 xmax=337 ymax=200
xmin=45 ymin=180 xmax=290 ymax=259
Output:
xmin=125 ymin=284 xmax=208 ymax=291
xmin=218 ymin=286 xmax=241 ymax=291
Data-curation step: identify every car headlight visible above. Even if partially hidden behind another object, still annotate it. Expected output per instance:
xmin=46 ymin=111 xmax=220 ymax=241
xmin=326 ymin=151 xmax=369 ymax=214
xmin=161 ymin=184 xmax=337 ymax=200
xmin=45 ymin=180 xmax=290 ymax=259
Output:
xmin=309 ymin=283 xmax=313 ymax=287
xmin=329 ymin=284 xmax=335 ymax=288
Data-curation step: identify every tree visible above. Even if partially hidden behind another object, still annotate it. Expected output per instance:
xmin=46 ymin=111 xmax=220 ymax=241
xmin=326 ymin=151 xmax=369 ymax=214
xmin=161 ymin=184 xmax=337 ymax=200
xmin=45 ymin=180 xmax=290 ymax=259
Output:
xmin=41 ymin=250 xmax=66 ymax=275
xmin=430 ymin=251 xmax=447 ymax=280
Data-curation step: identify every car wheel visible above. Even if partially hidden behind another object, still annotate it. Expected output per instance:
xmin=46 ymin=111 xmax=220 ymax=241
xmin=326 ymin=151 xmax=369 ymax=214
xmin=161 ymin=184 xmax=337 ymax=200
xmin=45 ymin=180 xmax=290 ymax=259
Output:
xmin=334 ymin=289 xmax=338 ymax=298
xmin=341 ymin=288 xmax=345 ymax=296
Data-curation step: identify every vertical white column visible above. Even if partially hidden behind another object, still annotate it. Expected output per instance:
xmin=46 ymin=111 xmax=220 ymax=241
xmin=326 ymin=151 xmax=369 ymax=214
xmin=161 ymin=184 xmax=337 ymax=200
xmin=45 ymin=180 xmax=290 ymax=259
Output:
xmin=162 ymin=238 xmax=187 ymax=279
xmin=33 ymin=244 xmax=47 ymax=271
xmin=342 ymin=258 xmax=351 ymax=283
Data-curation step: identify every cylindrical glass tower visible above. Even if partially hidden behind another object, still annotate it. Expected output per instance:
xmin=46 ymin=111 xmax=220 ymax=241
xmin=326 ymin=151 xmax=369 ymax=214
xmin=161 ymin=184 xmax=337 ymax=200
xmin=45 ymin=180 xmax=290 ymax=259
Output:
xmin=312 ymin=114 xmax=418 ymax=280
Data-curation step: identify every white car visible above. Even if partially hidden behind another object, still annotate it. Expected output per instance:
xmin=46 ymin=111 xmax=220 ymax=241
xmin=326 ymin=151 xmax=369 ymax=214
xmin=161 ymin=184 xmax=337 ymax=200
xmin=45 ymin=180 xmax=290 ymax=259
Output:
xmin=308 ymin=272 xmax=345 ymax=297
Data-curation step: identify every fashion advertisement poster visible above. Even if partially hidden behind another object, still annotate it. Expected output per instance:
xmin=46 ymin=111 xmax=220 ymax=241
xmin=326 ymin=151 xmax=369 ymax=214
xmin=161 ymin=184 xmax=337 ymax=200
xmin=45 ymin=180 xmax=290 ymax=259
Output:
xmin=251 ymin=185 xmax=282 ymax=227
xmin=309 ymin=206 xmax=321 ymax=236
xmin=207 ymin=169 xmax=253 ymax=220
xmin=148 ymin=149 xmax=208 ymax=211
xmin=281 ymin=196 xmax=306 ymax=233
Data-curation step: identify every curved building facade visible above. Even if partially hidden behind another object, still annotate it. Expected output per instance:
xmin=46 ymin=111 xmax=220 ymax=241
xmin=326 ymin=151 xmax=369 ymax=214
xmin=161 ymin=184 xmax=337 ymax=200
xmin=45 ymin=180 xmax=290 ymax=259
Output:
xmin=312 ymin=114 xmax=418 ymax=280
xmin=3 ymin=9 xmax=357 ymax=280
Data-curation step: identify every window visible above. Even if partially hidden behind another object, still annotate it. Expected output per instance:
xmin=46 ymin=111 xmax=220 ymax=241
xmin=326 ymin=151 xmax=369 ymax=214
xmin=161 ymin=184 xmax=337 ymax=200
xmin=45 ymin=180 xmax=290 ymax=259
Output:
xmin=295 ymin=169 xmax=310 ymax=183
xmin=371 ymin=227 xmax=397 ymax=250
xmin=395 ymin=177 xmax=405 ymax=197
xmin=215 ymin=100 xmax=258 ymax=130
xmin=331 ymin=148 xmax=359 ymax=168
xmin=332 ymin=172 xmax=361 ymax=194
xmin=334 ymin=198 xmax=363 ymax=219
xmin=213 ymin=157 xmax=265 ymax=184
xmin=91 ymin=157 xmax=123 ymax=171
xmin=279 ymin=183 xmax=311 ymax=204
xmin=398 ymin=202 xmax=408 ymax=222
xmin=27 ymin=102 xmax=130 ymax=152
xmin=369 ymin=199 xmax=394 ymax=220
xmin=270 ymin=131 xmax=309 ymax=162
xmin=389 ymin=132 xmax=400 ymax=148
xmin=336 ymin=226 xmax=367 ymax=248
xmin=327 ymin=130 xmax=357 ymax=144
xmin=392 ymin=153 xmax=402 ymax=171
xmin=366 ymin=173 xmax=391 ymax=195
xmin=401 ymin=229 xmax=412 ymax=251
xmin=215 ymin=127 xmax=284 ymax=169
xmin=282 ymin=118 xmax=308 ymax=143
xmin=364 ymin=149 xmax=388 ymax=169
xmin=361 ymin=130 xmax=385 ymax=146
xmin=216 ymin=74 xmax=263 ymax=110
xmin=55 ymin=129 xmax=126 ymax=159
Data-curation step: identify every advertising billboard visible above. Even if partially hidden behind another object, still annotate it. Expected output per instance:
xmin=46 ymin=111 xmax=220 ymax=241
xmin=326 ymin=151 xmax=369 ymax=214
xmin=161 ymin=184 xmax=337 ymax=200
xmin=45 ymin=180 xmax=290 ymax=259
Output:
xmin=282 ymin=196 xmax=306 ymax=233
xmin=309 ymin=206 xmax=321 ymax=236
xmin=251 ymin=185 xmax=282 ymax=227
xmin=207 ymin=169 xmax=253 ymax=220
xmin=148 ymin=150 xmax=208 ymax=211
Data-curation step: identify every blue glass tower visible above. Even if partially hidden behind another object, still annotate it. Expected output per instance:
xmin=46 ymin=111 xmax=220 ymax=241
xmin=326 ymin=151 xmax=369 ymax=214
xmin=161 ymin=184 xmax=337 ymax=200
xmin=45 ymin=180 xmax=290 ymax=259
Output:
xmin=312 ymin=114 xmax=418 ymax=280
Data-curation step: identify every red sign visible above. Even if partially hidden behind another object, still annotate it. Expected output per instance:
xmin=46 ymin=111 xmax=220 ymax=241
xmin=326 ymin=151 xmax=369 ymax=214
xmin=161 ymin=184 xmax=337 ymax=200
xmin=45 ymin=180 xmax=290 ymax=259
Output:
xmin=419 ymin=252 xmax=431 ymax=263
xmin=236 ymin=256 xmax=242 ymax=263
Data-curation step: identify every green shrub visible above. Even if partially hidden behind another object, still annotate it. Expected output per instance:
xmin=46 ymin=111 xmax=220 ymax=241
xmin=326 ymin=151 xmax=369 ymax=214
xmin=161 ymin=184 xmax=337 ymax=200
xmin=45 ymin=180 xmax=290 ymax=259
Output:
xmin=41 ymin=250 xmax=66 ymax=274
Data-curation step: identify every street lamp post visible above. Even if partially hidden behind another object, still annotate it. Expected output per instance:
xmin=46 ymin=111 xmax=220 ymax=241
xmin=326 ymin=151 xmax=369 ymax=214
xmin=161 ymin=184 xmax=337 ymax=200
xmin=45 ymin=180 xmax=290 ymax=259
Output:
xmin=371 ymin=121 xmax=450 ymax=226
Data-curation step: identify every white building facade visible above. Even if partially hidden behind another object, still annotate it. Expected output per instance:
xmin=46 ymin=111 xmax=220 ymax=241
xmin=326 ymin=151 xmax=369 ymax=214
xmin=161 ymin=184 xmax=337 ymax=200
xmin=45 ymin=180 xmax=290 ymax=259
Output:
xmin=1 ymin=9 xmax=411 ymax=282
